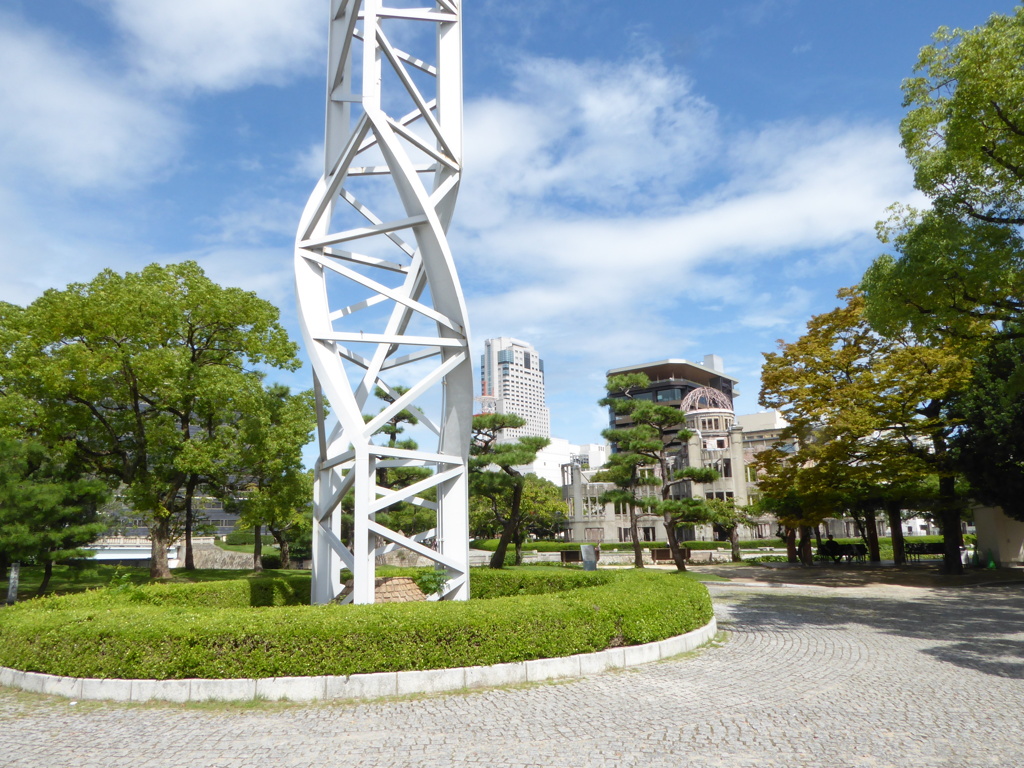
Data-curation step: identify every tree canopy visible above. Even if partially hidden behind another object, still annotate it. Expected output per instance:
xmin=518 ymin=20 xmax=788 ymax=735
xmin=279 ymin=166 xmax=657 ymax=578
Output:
xmin=0 ymin=439 xmax=108 ymax=599
xmin=599 ymin=374 xmax=718 ymax=571
xmin=863 ymin=8 xmax=1024 ymax=340
xmin=951 ymin=333 xmax=1024 ymax=522
xmin=0 ymin=262 xmax=304 ymax=577
xmin=469 ymin=413 xmax=550 ymax=568
xmin=760 ymin=289 xmax=971 ymax=570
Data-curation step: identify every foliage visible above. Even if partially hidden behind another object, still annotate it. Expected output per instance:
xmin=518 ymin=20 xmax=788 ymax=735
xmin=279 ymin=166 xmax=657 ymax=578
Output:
xmin=863 ymin=8 xmax=1024 ymax=341
xmin=470 ymin=413 xmax=550 ymax=568
xmin=0 ymin=439 xmax=108 ymax=596
xmin=759 ymin=288 xmax=972 ymax=568
xmin=598 ymin=373 xmax=720 ymax=570
xmin=226 ymin=385 xmax=314 ymax=568
xmin=0 ymin=262 xmax=302 ymax=578
xmin=410 ymin=568 xmax=449 ymax=597
xmin=951 ymin=334 xmax=1024 ymax=521
xmin=224 ymin=531 xmax=278 ymax=547
xmin=0 ymin=568 xmax=713 ymax=680
xmin=470 ymin=474 xmax=565 ymax=540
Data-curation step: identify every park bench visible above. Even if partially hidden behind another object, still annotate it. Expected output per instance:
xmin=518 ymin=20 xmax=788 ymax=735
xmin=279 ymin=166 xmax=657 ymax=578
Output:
xmin=816 ymin=543 xmax=868 ymax=563
xmin=905 ymin=542 xmax=945 ymax=561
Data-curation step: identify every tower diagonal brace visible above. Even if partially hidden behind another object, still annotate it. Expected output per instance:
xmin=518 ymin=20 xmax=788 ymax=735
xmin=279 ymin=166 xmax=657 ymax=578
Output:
xmin=295 ymin=0 xmax=470 ymax=605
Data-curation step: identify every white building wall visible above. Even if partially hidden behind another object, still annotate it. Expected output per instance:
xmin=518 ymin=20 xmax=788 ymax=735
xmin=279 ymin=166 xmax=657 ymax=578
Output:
xmin=975 ymin=506 xmax=1024 ymax=565
xmin=481 ymin=337 xmax=550 ymax=439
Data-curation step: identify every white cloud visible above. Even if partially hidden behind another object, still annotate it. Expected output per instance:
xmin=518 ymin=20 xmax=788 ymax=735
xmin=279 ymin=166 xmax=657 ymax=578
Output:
xmin=453 ymin=56 xmax=918 ymax=410
xmin=104 ymin=0 xmax=326 ymax=93
xmin=0 ymin=14 xmax=182 ymax=189
xmin=462 ymin=55 xmax=718 ymax=223
xmin=200 ymin=197 xmax=303 ymax=246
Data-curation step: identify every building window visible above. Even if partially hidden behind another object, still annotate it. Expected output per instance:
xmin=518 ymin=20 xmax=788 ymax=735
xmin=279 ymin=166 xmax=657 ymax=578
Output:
xmin=585 ymin=528 xmax=605 ymax=542
xmin=642 ymin=527 xmax=656 ymax=542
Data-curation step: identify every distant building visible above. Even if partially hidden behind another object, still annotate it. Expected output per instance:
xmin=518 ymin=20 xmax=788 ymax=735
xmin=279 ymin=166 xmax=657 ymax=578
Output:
xmin=519 ymin=438 xmax=609 ymax=486
xmin=561 ymin=355 xmax=781 ymax=543
xmin=479 ymin=337 xmax=550 ymax=440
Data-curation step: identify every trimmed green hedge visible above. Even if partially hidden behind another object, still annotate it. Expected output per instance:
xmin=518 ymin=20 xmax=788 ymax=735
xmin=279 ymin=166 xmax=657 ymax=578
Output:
xmin=471 ymin=539 xmax=784 ymax=552
xmin=223 ymin=531 xmax=277 ymax=547
xmin=0 ymin=568 xmax=711 ymax=680
xmin=472 ymin=534 xmax=962 ymax=555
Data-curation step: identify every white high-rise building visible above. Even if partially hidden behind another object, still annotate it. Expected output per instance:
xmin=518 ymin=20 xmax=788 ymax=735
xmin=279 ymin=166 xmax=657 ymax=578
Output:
xmin=480 ymin=337 xmax=551 ymax=440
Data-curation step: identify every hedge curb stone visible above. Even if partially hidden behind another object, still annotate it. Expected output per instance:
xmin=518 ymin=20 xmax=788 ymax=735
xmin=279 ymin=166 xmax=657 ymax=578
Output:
xmin=0 ymin=616 xmax=716 ymax=703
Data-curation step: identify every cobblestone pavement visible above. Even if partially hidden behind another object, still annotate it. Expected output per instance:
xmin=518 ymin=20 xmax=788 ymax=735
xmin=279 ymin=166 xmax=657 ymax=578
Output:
xmin=4 ymin=579 xmax=1024 ymax=767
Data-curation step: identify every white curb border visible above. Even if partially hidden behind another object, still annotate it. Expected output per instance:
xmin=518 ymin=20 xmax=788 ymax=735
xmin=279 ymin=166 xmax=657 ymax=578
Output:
xmin=0 ymin=617 xmax=717 ymax=703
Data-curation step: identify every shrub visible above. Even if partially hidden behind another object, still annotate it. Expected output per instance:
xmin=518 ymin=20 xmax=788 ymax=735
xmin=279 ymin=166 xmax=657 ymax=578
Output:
xmin=260 ymin=554 xmax=282 ymax=570
xmin=224 ymin=531 xmax=276 ymax=547
xmin=470 ymin=539 xmax=794 ymax=553
xmin=0 ymin=569 xmax=711 ymax=680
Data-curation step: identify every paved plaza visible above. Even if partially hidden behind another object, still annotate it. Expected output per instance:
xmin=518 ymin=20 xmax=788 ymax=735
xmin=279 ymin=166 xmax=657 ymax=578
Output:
xmin=3 ymin=572 xmax=1024 ymax=767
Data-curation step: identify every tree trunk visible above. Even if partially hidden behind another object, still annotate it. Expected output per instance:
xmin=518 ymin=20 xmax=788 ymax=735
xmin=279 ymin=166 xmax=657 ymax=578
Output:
xmin=150 ymin=518 xmax=172 ymax=579
xmin=253 ymin=524 xmax=264 ymax=572
xmin=785 ymin=527 xmax=798 ymax=563
xmin=5 ymin=561 xmax=20 ymax=605
xmin=490 ymin=480 xmax=524 ymax=569
xmin=938 ymin=474 xmax=964 ymax=574
xmin=270 ymin=528 xmax=291 ymax=569
xmin=865 ymin=511 xmax=881 ymax=563
xmin=730 ymin=525 xmax=741 ymax=562
xmin=36 ymin=559 xmax=54 ymax=597
xmin=663 ymin=516 xmax=688 ymax=572
xmin=886 ymin=499 xmax=906 ymax=566
xmin=798 ymin=526 xmax=814 ymax=566
xmin=513 ymin=531 xmax=524 ymax=566
xmin=814 ymin=525 xmax=823 ymax=549
xmin=629 ymin=506 xmax=644 ymax=568
xmin=490 ymin=516 xmax=518 ymax=568
xmin=183 ymin=476 xmax=198 ymax=570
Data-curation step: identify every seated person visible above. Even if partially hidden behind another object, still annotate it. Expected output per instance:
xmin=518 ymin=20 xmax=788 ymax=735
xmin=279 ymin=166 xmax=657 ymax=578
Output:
xmin=822 ymin=534 xmax=843 ymax=563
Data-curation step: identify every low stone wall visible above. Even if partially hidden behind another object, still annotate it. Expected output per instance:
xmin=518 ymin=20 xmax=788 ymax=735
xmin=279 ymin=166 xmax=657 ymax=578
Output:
xmin=189 ymin=542 xmax=254 ymax=570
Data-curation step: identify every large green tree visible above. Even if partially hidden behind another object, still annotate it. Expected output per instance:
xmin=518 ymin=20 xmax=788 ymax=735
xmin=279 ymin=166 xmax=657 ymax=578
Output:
xmin=864 ymin=8 xmax=1024 ymax=340
xmin=951 ymin=333 xmax=1024 ymax=521
xmin=469 ymin=474 xmax=565 ymax=550
xmin=0 ymin=262 xmax=301 ymax=578
xmin=225 ymin=384 xmax=315 ymax=570
xmin=760 ymin=289 xmax=972 ymax=572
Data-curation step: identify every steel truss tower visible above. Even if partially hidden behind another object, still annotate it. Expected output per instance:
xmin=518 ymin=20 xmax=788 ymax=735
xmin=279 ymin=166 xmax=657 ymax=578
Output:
xmin=295 ymin=0 xmax=470 ymax=605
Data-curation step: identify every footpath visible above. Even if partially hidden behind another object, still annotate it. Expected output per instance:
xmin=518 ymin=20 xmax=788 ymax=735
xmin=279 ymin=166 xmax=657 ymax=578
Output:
xmin=2 ymin=563 xmax=1024 ymax=767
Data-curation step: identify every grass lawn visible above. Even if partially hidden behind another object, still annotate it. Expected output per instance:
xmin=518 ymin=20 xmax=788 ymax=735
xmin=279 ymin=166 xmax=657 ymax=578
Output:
xmin=214 ymin=540 xmax=280 ymax=555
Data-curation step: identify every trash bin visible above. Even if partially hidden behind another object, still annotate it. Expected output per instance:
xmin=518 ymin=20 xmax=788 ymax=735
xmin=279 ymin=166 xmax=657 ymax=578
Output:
xmin=581 ymin=545 xmax=598 ymax=571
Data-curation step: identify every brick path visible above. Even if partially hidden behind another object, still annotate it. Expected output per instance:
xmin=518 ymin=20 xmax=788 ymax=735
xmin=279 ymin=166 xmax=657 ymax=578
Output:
xmin=3 ymin=579 xmax=1024 ymax=767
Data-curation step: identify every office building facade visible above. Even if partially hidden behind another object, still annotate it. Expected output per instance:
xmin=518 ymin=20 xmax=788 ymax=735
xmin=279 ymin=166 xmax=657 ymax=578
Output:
xmin=479 ymin=337 xmax=551 ymax=440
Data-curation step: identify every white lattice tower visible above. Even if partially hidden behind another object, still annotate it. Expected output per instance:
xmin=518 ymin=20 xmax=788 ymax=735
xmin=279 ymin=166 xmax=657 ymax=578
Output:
xmin=295 ymin=0 xmax=470 ymax=605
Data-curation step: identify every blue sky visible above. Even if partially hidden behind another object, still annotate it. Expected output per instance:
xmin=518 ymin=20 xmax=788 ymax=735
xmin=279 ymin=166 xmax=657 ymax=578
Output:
xmin=1 ymin=0 xmax=1019 ymax=450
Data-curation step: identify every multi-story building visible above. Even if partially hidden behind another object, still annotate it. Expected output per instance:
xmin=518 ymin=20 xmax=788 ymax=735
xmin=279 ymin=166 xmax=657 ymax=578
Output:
xmin=479 ymin=337 xmax=551 ymax=440
xmin=562 ymin=355 xmax=778 ymax=543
